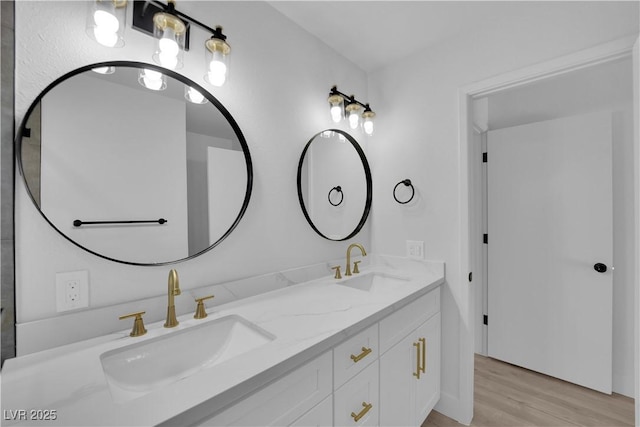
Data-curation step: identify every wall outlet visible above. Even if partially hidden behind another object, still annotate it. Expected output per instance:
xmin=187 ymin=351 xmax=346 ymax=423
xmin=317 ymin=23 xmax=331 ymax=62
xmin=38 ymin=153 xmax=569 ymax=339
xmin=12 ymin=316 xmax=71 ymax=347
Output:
xmin=406 ymin=240 xmax=424 ymax=260
xmin=56 ymin=270 xmax=89 ymax=312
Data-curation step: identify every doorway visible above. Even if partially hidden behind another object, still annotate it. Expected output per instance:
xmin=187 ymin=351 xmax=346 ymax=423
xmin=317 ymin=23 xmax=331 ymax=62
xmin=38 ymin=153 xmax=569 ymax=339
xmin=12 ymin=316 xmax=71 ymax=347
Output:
xmin=458 ymin=35 xmax=639 ymax=424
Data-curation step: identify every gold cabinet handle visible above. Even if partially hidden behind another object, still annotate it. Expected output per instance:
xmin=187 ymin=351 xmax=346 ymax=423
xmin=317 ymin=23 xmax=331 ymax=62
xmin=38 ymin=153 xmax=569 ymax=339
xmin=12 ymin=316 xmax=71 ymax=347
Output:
xmin=350 ymin=346 xmax=372 ymax=363
xmin=420 ymin=337 xmax=426 ymax=374
xmin=413 ymin=341 xmax=421 ymax=379
xmin=194 ymin=295 xmax=215 ymax=319
xmin=332 ymin=265 xmax=342 ymax=280
xmin=119 ymin=311 xmax=147 ymax=337
xmin=351 ymin=402 xmax=372 ymax=422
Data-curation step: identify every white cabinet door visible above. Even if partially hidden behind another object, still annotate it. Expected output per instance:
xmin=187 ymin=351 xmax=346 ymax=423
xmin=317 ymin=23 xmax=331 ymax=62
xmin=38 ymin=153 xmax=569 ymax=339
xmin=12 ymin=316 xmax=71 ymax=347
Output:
xmin=379 ymin=331 xmax=415 ymax=427
xmin=380 ymin=313 xmax=441 ymax=427
xmin=414 ymin=313 xmax=440 ymax=425
xmin=334 ymin=361 xmax=379 ymax=426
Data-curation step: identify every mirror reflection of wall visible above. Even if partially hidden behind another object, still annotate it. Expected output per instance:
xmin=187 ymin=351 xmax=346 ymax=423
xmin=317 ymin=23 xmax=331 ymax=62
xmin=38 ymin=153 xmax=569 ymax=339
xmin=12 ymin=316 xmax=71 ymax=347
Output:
xmin=19 ymin=64 xmax=251 ymax=265
xmin=298 ymin=130 xmax=371 ymax=241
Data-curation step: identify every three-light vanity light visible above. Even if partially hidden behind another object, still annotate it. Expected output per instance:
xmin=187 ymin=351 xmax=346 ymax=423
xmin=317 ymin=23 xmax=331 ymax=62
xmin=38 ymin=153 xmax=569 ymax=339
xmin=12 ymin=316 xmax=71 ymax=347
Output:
xmin=328 ymin=86 xmax=376 ymax=136
xmin=86 ymin=0 xmax=230 ymax=102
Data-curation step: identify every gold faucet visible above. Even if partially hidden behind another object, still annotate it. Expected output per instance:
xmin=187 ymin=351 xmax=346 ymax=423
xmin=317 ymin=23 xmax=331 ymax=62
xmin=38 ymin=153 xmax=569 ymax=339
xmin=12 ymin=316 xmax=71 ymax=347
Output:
xmin=345 ymin=243 xmax=367 ymax=276
xmin=164 ymin=269 xmax=181 ymax=328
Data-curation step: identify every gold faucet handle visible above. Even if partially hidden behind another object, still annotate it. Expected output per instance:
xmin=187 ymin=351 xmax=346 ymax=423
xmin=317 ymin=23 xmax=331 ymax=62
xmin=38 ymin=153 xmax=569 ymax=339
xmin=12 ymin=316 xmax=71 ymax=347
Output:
xmin=353 ymin=261 xmax=361 ymax=274
xmin=119 ymin=311 xmax=147 ymax=337
xmin=332 ymin=265 xmax=342 ymax=279
xmin=194 ymin=295 xmax=215 ymax=319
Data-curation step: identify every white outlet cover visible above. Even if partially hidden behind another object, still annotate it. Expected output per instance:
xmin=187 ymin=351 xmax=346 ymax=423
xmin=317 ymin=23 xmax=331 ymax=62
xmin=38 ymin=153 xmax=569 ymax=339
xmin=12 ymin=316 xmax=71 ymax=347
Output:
xmin=406 ymin=240 xmax=425 ymax=260
xmin=56 ymin=270 xmax=89 ymax=312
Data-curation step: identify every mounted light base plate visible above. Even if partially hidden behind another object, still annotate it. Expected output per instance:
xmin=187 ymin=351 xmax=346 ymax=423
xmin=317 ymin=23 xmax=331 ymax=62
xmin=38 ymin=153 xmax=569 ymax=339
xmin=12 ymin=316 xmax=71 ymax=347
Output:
xmin=132 ymin=0 xmax=191 ymax=51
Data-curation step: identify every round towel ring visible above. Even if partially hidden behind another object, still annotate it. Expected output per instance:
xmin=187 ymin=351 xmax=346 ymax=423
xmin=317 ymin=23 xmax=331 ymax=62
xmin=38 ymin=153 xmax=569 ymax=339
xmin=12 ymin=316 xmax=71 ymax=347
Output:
xmin=393 ymin=179 xmax=415 ymax=204
xmin=328 ymin=186 xmax=344 ymax=206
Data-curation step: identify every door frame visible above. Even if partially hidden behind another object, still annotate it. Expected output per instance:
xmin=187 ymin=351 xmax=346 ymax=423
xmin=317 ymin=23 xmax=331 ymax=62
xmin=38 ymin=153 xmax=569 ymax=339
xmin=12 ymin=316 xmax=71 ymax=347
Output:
xmin=457 ymin=34 xmax=638 ymax=425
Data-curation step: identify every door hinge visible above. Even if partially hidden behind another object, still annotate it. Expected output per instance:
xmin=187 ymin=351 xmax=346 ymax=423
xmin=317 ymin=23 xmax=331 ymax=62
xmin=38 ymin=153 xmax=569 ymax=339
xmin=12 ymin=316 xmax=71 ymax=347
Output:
xmin=483 ymin=234 xmax=488 ymax=244
xmin=483 ymin=315 xmax=488 ymax=325
xmin=482 ymin=152 xmax=487 ymax=163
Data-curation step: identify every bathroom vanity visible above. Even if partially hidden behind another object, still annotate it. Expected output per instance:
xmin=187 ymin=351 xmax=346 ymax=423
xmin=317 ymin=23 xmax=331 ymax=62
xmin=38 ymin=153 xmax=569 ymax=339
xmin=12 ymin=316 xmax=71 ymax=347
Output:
xmin=1 ymin=256 xmax=443 ymax=426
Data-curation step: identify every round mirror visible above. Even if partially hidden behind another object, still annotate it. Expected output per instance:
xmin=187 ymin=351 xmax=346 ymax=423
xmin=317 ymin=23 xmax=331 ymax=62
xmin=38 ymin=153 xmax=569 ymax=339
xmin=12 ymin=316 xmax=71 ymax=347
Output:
xmin=297 ymin=129 xmax=372 ymax=240
xmin=16 ymin=61 xmax=252 ymax=265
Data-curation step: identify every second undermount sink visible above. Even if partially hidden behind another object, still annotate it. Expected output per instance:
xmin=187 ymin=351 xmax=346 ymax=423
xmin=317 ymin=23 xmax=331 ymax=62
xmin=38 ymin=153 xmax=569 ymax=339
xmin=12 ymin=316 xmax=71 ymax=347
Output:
xmin=337 ymin=271 xmax=410 ymax=292
xmin=100 ymin=315 xmax=275 ymax=403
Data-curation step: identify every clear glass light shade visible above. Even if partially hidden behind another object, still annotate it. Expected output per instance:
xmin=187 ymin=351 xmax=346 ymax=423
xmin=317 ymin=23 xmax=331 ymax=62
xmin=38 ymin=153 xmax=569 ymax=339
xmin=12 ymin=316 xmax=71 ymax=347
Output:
xmin=362 ymin=110 xmax=375 ymax=136
xmin=328 ymin=94 xmax=344 ymax=123
xmin=152 ymin=12 xmax=186 ymax=70
xmin=184 ymin=86 xmax=208 ymax=104
xmin=205 ymin=37 xmax=231 ymax=87
xmin=86 ymin=0 xmax=127 ymax=48
xmin=138 ymin=69 xmax=167 ymax=91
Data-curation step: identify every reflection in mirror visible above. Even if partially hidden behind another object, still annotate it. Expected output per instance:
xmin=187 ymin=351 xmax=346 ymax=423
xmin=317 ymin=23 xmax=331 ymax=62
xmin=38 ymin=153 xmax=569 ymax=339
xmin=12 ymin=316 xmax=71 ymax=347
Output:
xmin=297 ymin=129 xmax=372 ymax=241
xmin=18 ymin=62 xmax=252 ymax=265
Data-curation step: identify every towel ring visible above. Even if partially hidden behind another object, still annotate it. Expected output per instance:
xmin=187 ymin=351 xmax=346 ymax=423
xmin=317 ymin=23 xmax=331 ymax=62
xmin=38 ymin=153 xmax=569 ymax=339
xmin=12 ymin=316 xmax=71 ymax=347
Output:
xmin=328 ymin=186 xmax=344 ymax=206
xmin=393 ymin=179 xmax=415 ymax=204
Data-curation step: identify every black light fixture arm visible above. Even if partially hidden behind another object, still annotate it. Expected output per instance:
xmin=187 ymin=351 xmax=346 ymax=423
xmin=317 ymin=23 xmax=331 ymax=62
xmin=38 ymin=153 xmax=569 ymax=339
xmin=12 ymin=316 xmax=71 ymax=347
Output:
xmin=145 ymin=0 xmax=224 ymax=36
xmin=330 ymin=86 xmax=371 ymax=110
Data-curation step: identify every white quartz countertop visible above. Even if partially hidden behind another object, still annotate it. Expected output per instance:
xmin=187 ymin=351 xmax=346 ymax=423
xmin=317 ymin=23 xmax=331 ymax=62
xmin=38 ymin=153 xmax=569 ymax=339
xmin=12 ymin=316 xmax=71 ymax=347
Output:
xmin=1 ymin=256 xmax=444 ymax=426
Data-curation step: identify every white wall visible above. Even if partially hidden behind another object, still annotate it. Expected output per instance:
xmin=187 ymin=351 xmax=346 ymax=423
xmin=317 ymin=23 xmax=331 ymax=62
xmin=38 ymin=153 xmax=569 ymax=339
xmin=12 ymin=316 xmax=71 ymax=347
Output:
xmin=367 ymin=3 xmax=639 ymax=422
xmin=14 ymin=1 xmax=370 ymax=327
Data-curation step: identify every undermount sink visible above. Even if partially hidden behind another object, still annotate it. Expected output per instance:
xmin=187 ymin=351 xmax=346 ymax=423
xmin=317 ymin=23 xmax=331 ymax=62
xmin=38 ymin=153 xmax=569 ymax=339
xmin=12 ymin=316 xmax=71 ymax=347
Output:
xmin=337 ymin=271 xmax=410 ymax=292
xmin=100 ymin=315 xmax=275 ymax=403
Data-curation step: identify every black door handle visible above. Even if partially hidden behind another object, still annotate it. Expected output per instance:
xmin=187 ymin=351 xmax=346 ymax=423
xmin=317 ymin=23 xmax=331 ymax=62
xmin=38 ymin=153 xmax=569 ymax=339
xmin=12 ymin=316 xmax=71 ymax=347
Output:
xmin=594 ymin=263 xmax=607 ymax=273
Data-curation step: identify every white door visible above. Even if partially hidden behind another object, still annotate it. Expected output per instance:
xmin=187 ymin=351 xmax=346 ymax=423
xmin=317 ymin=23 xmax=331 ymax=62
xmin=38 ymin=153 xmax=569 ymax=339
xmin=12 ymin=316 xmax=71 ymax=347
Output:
xmin=487 ymin=112 xmax=613 ymax=394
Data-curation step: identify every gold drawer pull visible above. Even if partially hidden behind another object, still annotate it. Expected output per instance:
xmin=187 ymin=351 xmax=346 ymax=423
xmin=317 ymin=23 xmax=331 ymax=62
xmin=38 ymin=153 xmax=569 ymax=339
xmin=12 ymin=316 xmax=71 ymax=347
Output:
xmin=420 ymin=337 xmax=426 ymax=374
xmin=413 ymin=341 xmax=421 ymax=379
xmin=351 ymin=402 xmax=372 ymax=422
xmin=350 ymin=346 xmax=372 ymax=363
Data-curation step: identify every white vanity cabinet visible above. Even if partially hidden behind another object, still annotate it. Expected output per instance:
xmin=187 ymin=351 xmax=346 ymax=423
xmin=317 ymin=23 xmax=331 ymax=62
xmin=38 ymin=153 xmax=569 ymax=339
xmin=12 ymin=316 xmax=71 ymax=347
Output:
xmin=197 ymin=286 xmax=441 ymax=427
xmin=379 ymin=289 xmax=441 ymax=427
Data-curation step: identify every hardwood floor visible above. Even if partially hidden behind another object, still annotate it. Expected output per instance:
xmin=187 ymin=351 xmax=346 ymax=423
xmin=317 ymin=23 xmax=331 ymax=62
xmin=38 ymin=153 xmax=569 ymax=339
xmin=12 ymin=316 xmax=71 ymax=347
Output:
xmin=422 ymin=355 xmax=635 ymax=427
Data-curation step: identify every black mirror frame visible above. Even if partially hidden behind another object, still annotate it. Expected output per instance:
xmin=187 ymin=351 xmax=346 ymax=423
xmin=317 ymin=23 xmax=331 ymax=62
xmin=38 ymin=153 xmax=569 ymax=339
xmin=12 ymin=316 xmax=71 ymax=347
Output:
xmin=296 ymin=129 xmax=372 ymax=241
xmin=15 ymin=61 xmax=253 ymax=266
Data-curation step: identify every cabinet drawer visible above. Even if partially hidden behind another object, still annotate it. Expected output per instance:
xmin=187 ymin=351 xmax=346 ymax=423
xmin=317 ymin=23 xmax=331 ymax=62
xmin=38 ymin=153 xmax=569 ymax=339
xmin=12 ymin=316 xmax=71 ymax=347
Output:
xmin=333 ymin=323 xmax=378 ymax=389
xmin=379 ymin=287 xmax=440 ymax=354
xmin=200 ymin=351 xmax=332 ymax=426
xmin=334 ymin=360 xmax=379 ymax=426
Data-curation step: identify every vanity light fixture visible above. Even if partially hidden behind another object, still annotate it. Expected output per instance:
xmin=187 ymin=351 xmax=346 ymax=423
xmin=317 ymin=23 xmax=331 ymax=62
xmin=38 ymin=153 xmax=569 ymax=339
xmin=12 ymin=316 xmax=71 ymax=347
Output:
xmin=92 ymin=66 xmax=116 ymax=75
xmin=131 ymin=0 xmax=231 ymax=87
xmin=327 ymin=86 xmax=376 ymax=136
xmin=86 ymin=0 xmax=127 ymax=48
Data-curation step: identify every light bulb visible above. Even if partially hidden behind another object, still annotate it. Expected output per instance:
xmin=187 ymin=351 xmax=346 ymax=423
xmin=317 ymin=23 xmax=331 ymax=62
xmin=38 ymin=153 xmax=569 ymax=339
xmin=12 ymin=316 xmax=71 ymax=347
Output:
xmin=93 ymin=27 xmax=118 ymax=47
xmin=158 ymin=52 xmax=178 ymax=69
xmin=348 ymin=111 xmax=359 ymax=129
xmin=363 ymin=120 xmax=374 ymax=135
xmin=158 ymin=29 xmax=179 ymax=56
xmin=94 ymin=10 xmax=119 ymax=32
xmin=330 ymin=105 xmax=342 ymax=123
xmin=207 ymin=60 xmax=227 ymax=87
xmin=139 ymin=69 xmax=165 ymax=91
xmin=186 ymin=87 xmax=206 ymax=104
